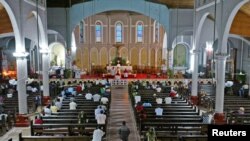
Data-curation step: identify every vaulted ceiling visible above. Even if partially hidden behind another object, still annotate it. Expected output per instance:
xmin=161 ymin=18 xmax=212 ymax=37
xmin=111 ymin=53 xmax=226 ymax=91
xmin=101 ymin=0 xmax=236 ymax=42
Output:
xmin=0 ymin=1 xmax=250 ymax=37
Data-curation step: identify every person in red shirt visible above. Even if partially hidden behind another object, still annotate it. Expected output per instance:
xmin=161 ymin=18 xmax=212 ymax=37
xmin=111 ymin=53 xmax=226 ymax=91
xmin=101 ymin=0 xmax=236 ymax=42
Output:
xmin=135 ymin=102 xmax=144 ymax=113
xmin=169 ymin=90 xmax=177 ymax=98
xmin=34 ymin=116 xmax=43 ymax=124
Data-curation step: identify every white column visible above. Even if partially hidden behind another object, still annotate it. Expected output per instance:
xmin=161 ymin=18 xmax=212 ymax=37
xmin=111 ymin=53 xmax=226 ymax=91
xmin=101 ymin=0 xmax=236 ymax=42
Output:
xmin=215 ymin=54 xmax=227 ymax=114
xmin=41 ymin=52 xmax=50 ymax=97
xmin=15 ymin=54 xmax=28 ymax=114
xmin=191 ymin=50 xmax=199 ymax=97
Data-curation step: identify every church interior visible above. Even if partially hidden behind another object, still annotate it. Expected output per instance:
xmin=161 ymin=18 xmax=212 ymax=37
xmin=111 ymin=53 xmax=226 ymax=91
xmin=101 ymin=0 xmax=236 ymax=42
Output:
xmin=1 ymin=0 xmax=250 ymax=140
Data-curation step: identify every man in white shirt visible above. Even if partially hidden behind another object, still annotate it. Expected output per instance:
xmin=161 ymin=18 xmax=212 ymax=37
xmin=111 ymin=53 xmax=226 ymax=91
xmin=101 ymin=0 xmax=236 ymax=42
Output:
xmin=100 ymin=97 xmax=109 ymax=104
xmin=96 ymin=110 xmax=106 ymax=124
xmin=165 ymin=97 xmax=172 ymax=104
xmin=93 ymin=94 xmax=101 ymax=102
xmin=92 ymin=126 xmax=105 ymax=141
xmin=134 ymin=95 xmax=141 ymax=104
xmin=69 ymin=100 xmax=77 ymax=110
xmin=155 ymin=107 xmax=163 ymax=116
xmin=44 ymin=105 xmax=52 ymax=116
xmin=85 ymin=92 xmax=93 ymax=100
xmin=156 ymin=86 xmax=162 ymax=93
xmin=95 ymin=106 xmax=103 ymax=119
xmin=156 ymin=97 xmax=163 ymax=104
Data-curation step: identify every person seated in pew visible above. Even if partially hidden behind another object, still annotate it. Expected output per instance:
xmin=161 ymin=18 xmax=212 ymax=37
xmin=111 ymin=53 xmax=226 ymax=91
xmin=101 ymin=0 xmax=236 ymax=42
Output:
xmin=93 ymin=94 xmax=101 ymax=102
xmin=142 ymin=100 xmax=152 ymax=107
xmin=98 ymin=104 xmax=107 ymax=113
xmin=76 ymin=83 xmax=82 ymax=93
xmin=100 ymin=96 xmax=109 ymax=105
xmin=78 ymin=111 xmax=87 ymax=135
xmin=139 ymin=110 xmax=147 ymax=121
xmin=55 ymin=98 xmax=62 ymax=110
xmin=146 ymin=127 xmax=157 ymax=141
xmin=95 ymin=106 xmax=103 ymax=119
xmin=69 ymin=99 xmax=77 ymax=110
xmin=169 ymin=90 xmax=177 ymax=98
xmin=238 ymin=107 xmax=245 ymax=115
xmin=164 ymin=97 xmax=172 ymax=104
xmin=135 ymin=102 xmax=144 ymax=113
xmin=155 ymin=97 xmax=163 ymax=104
xmin=34 ymin=116 xmax=43 ymax=124
xmin=44 ymin=105 xmax=52 ymax=116
xmin=85 ymin=91 xmax=93 ymax=100
xmin=50 ymin=103 xmax=58 ymax=113
xmin=156 ymin=86 xmax=162 ymax=93
xmin=92 ymin=126 xmax=105 ymax=141
xmin=239 ymin=83 xmax=249 ymax=97
xmin=96 ymin=110 xmax=106 ymax=125
xmin=155 ymin=106 xmax=163 ymax=118
xmin=134 ymin=94 xmax=141 ymax=104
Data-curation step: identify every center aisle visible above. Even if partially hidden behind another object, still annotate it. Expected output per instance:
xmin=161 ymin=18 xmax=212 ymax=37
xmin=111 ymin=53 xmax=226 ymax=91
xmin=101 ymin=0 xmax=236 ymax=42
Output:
xmin=106 ymin=86 xmax=140 ymax=141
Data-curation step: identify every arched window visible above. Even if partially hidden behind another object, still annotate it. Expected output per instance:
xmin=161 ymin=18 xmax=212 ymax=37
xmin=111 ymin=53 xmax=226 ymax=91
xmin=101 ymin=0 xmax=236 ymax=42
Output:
xmin=154 ymin=21 xmax=160 ymax=43
xmin=115 ymin=22 xmax=123 ymax=43
xmin=79 ymin=21 xmax=84 ymax=43
xmin=136 ymin=21 xmax=143 ymax=42
xmin=173 ymin=44 xmax=187 ymax=67
xmin=95 ymin=21 xmax=102 ymax=42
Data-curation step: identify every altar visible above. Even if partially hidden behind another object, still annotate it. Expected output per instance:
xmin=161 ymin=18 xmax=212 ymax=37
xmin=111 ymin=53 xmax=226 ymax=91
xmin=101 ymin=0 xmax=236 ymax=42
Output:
xmin=106 ymin=66 xmax=133 ymax=72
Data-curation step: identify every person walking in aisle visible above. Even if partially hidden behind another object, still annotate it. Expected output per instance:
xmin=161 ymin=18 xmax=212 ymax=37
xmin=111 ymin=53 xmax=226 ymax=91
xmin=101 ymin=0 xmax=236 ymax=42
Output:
xmin=118 ymin=121 xmax=130 ymax=141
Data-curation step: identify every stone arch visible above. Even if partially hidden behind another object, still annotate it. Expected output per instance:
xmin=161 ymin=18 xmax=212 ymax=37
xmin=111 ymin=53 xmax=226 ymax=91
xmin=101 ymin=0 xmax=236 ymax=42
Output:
xmin=0 ymin=0 xmax=22 ymax=51
xmin=157 ymin=48 xmax=162 ymax=67
xmin=194 ymin=12 xmax=210 ymax=50
xmin=109 ymin=47 xmax=116 ymax=62
xmin=82 ymin=47 xmax=89 ymax=71
xmin=120 ymin=47 xmax=128 ymax=60
xmin=221 ymin=0 xmax=249 ymax=53
xmin=150 ymin=48 xmax=156 ymax=67
xmin=100 ymin=47 xmax=108 ymax=67
xmin=90 ymin=47 xmax=99 ymax=65
xmin=173 ymin=43 xmax=190 ymax=68
xmin=130 ymin=47 xmax=139 ymax=66
xmin=30 ymin=11 xmax=47 ymax=48
xmin=70 ymin=0 xmax=169 ymax=37
xmin=48 ymin=42 xmax=66 ymax=67
xmin=140 ymin=47 xmax=147 ymax=66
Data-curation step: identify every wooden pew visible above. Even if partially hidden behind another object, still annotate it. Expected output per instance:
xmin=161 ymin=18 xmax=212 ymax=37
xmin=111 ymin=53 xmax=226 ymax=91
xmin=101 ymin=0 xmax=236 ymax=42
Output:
xmin=19 ymin=133 xmax=91 ymax=141
xmin=31 ymin=122 xmax=106 ymax=136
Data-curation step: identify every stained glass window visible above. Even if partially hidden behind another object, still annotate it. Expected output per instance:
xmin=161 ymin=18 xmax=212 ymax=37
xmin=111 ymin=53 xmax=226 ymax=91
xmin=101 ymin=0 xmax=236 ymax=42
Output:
xmin=137 ymin=22 xmax=143 ymax=42
xmin=95 ymin=22 xmax=102 ymax=42
xmin=115 ymin=22 xmax=122 ymax=42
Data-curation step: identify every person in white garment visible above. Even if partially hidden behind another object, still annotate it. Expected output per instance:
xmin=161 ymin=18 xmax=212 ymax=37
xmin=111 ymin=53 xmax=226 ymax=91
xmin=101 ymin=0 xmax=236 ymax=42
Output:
xmin=96 ymin=110 xmax=106 ymax=124
xmin=92 ymin=126 xmax=105 ymax=141
xmin=69 ymin=100 xmax=77 ymax=110
xmin=85 ymin=92 xmax=93 ymax=100
xmin=155 ymin=106 xmax=163 ymax=117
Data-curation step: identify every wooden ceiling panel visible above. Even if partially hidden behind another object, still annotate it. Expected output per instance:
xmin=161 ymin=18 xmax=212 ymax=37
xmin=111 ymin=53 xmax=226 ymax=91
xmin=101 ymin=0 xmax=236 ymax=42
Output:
xmin=0 ymin=4 xmax=13 ymax=34
xmin=230 ymin=11 xmax=250 ymax=37
xmin=240 ymin=2 xmax=250 ymax=16
xmin=150 ymin=0 xmax=194 ymax=8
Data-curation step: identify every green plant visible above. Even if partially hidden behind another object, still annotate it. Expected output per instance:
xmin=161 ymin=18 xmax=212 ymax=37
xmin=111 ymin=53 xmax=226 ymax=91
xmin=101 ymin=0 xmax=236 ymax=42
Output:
xmin=235 ymin=70 xmax=246 ymax=83
xmin=167 ymin=69 xmax=174 ymax=78
xmin=111 ymin=57 xmax=126 ymax=66
xmin=64 ymin=69 xmax=72 ymax=78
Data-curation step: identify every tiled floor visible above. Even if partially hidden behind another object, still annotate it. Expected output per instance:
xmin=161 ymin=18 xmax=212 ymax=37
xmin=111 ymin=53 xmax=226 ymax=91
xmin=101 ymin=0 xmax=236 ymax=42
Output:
xmin=106 ymin=86 xmax=140 ymax=141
